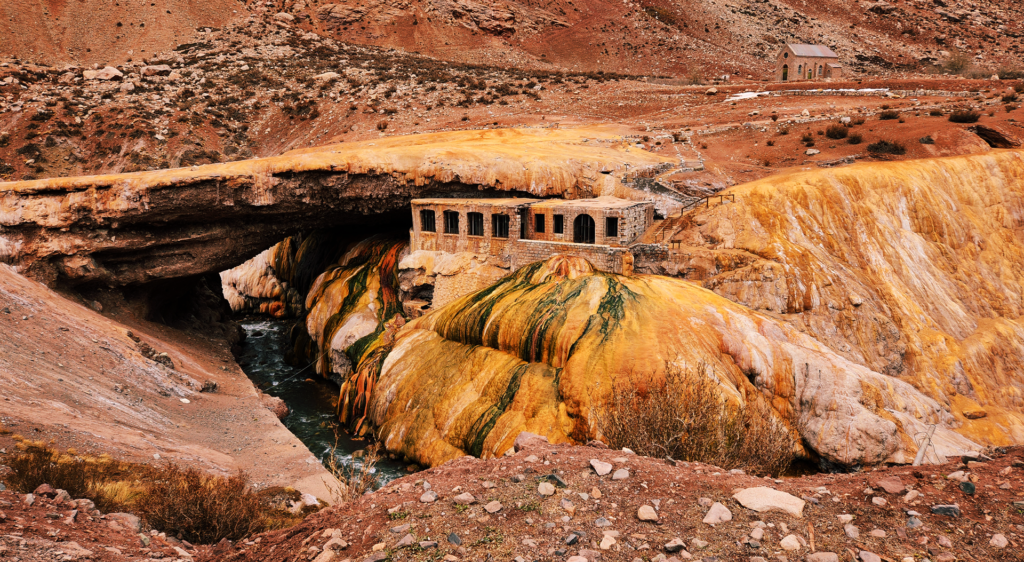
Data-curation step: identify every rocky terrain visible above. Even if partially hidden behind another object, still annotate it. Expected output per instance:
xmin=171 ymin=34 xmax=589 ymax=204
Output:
xmin=199 ymin=436 xmax=1024 ymax=562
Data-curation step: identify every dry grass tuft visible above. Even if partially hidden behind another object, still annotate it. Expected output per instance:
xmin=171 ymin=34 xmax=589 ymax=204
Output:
xmin=595 ymin=364 xmax=794 ymax=476
xmin=1 ymin=443 xmax=299 ymax=543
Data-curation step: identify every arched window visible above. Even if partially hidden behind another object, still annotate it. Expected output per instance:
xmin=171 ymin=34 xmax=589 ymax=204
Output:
xmin=818 ymin=65 xmax=823 ymax=76
xmin=573 ymin=214 xmax=596 ymax=244
xmin=798 ymin=64 xmax=803 ymax=76
xmin=781 ymin=65 xmax=789 ymax=81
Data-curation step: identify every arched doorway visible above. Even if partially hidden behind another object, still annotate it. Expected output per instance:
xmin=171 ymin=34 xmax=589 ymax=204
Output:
xmin=574 ymin=214 xmax=595 ymax=244
xmin=781 ymin=65 xmax=788 ymax=81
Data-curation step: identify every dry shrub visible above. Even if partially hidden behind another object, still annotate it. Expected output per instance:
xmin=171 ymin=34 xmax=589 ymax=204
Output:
xmin=2 ymin=443 xmax=282 ymax=543
xmin=867 ymin=139 xmax=906 ymax=155
xmin=325 ymin=429 xmax=382 ymax=501
xmin=879 ymin=110 xmax=900 ymax=120
xmin=596 ymin=364 xmax=794 ymax=476
xmin=825 ymin=124 xmax=848 ymax=140
xmin=135 ymin=465 xmax=264 ymax=544
xmin=949 ymin=109 xmax=981 ymax=123
xmin=376 ymin=121 xmax=388 ymax=131
xmin=929 ymin=109 xmax=944 ymax=117
xmin=847 ymin=132 xmax=863 ymax=145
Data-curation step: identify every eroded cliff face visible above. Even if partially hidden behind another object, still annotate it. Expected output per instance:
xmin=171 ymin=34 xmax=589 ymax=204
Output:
xmin=0 ymin=127 xmax=671 ymax=288
xmin=366 ymin=256 xmax=977 ymax=469
xmin=648 ymin=150 xmax=1024 ymax=447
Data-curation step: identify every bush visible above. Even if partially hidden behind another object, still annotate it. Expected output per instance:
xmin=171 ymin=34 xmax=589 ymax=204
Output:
xmin=800 ymin=132 xmax=814 ymax=143
xmin=867 ymin=139 xmax=906 ymax=155
xmin=848 ymin=132 xmax=863 ymax=145
xmin=852 ymin=117 xmax=866 ymax=126
xmin=920 ymin=136 xmax=935 ymax=145
xmin=135 ymin=465 xmax=264 ymax=544
xmin=929 ymin=109 xmax=944 ymax=117
xmin=1003 ymin=93 xmax=1019 ymax=103
xmin=943 ymin=50 xmax=971 ymax=75
xmin=825 ymin=124 xmax=848 ymax=139
xmin=595 ymin=364 xmax=794 ymax=476
xmin=770 ymin=114 xmax=779 ymax=122
xmin=949 ymin=109 xmax=981 ymax=123
xmin=879 ymin=110 xmax=900 ymax=120
xmin=376 ymin=121 xmax=388 ymax=131
xmin=2 ymin=443 xmax=289 ymax=543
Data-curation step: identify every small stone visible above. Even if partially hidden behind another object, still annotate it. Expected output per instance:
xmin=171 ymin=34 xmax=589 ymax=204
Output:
xmin=566 ymin=532 xmax=582 ymax=545
xmin=514 ymin=431 xmax=549 ymax=451
xmin=595 ymin=517 xmax=612 ymax=527
xmin=903 ymin=489 xmax=920 ymax=502
xmin=561 ymin=499 xmax=576 ymax=515
xmin=732 ymin=487 xmax=806 ymax=517
xmin=990 ymin=534 xmax=1008 ymax=548
xmin=871 ymin=476 xmax=906 ymax=494
xmin=591 ymin=460 xmax=612 ymax=476
xmin=750 ymin=528 xmax=764 ymax=541
xmin=931 ymin=505 xmax=961 ymax=517
xmin=806 ymin=149 xmax=821 ymax=156
xmin=600 ymin=535 xmax=616 ymax=549
xmin=844 ymin=524 xmax=860 ymax=539
xmin=906 ymin=517 xmax=923 ymax=529
xmin=703 ymin=502 xmax=732 ymax=525
xmin=612 ymin=469 xmax=630 ymax=480
xmin=420 ymin=491 xmax=438 ymax=503
xmin=390 ymin=524 xmax=411 ymax=534
xmin=395 ymin=534 xmax=415 ymax=549
xmin=837 ymin=514 xmax=853 ymax=524
xmin=453 ymin=492 xmax=476 ymax=505
xmin=859 ymin=551 xmax=881 ymax=562
xmin=937 ymin=535 xmax=953 ymax=548
xmin=637 ymin=505 xmax=658 ymax=521
xmin=869 ymin=529 xmax=886 ymax=538
xmin=871 ymin=497 xmax=887 ymax=507
xmin=945 ymin=471 xmax=967 ymax=482
xmin=544 ymin=473 xmax=569 ymax=488
xmin=484 ymin=501 xmax=502 ymax=513
xmin=690 ymin=538 xmax=709 ymax=550
xmin=34 ymin=484 xmax=57 ymax=498
xmin=447 ymin=533 xmax=461 ymax=545
xmin=591 ymin=487 xmax=603 ymax=499
xmin=665 ymin=538 xmax=686 ymax=553
xmin=806 ymin=553 xmax=839 ymax=562
xmin=567 ymin=557 xmax=588 ymax=562
xmin=538 ymin=482 xmax=556 ymax=496
xmin=959 ymin=481 xmax=975 ymax=495
xmin=419 ymin=541 xmax=438 ymax=549
xmin=779 ymin=535 xmax=801 ymax=551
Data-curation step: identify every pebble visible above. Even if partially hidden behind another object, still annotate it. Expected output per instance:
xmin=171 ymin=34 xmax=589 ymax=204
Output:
xmin=837 ymin=514 xmax=853 ymax=524
xmin=600 ymin=535 xmax=616 ymax=549
xmin=903 ymin=489 xmax=920 ymax=502
xmin=990 ymin=534 xmax=1008 ymax=548
xmin=612 ymin=469 xmax=630 ymax=480
xmin=390 ymin=524 xmax=410 ymax=534
xmin=779 ymin=535 xmax=801 ymax=551
xmin=395 ymin=534 xmax=415 ymax=548
xmin=806 ymin=554 xmax=839 ymax=562
xmin=844 ymin=524 xmax=860 ymax=539
xmin=595 ymin=517 xmax=612 ymax=527
xmin=690 ymin=538 xmax=709 ymax=549
xmin=452 ymin=492 xmax=476 ymax=505
xmin=750 ymin=528 xmax=764 ymax=541
xmin=937 ymin=535 xmax=953 ymax=548
xmin=959 ymin=481 xmax=975 ymax=495
xmin=420 ymin=491 xmax=438 ymax=503
xmin=637 ymin=505 xmax=658 ymax=521
xmin=484 ymin=501 xmax=502 ymax=513
xmin=664 ymin=538 xmax=686 ymax=552
xmin=931 ymin=505 xmax=961 ymax=517
xmin=538 ymin=482 xmax=556 ymax=496
xmin=869 ymin=529 xmax=886 ymax=538
xmin=591 ymin=459 xmax=612 ymax=476
xmin=702 ymin=502 xmax=732 ymax=525
xmin=447 ymin=533 xmax=461 ymax=545
xmin=871 ymin=497 xmax=886 ymax=506
xmin=906 ymin=517 xmax=923 ymax=529
xmin=419 ymin=541 xmax=437 ymax=549
xmin=859 ymin=551 xmax=881 ymax=562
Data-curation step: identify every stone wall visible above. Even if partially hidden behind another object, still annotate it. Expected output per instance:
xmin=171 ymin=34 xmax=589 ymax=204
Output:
xmin=511 ymin=240 xmax=632 ymax=274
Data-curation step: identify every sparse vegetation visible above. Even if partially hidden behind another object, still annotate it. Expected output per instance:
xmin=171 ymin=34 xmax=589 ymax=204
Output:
xmin=948 ymin=109 xmax=981 ymax=123
xmin=929 ymin=109 xmax=944 ymax=117
xmin=2 ymin=441 xmax=305 ymax=543
xmin=825 ymin=124 xmax=848 ymax=139
xmin=942 ymin=50 xmax=972 ymax=75
xmin=879 ymin=110 xmax=900 ymax=120
xmin=595 ymin=364 xmax=794 ymax=476
xmin=847 ymin=132 xmax=863 ymax=145
xmin=867 ymin=139 xmax=906 ymax=155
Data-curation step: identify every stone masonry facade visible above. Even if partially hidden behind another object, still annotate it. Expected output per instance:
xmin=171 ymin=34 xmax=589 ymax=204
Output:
xmin=410 ymin=196 xmax=655 ymax=275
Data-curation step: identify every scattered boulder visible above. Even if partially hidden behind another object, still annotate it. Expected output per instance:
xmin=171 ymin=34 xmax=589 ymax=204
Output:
xmin=612 ymin=468 xmax=629 ymax=480
xmin=702 ymin=502 xmax=732 ymax=525
xmin=869 ymin=476 xmax=905 ymax=494
xmin=83 ymin=66 xmax=123 ymax=80
xmin=637 ymin=505 xmax=658 ymax=521
xmin=452 ymin=492 xmax=476 ymax=505
xmin=779 ymin=534 xmax=801 ymax=551
xmin=514 ymin=432 xmax=549 ymax=452
xmin=141 ymin=65 xmax=172 ymax=77
xmin=990 ymin=534 xmax=1008 ymax=548
xmin=732 ymin=487 xmax=805 ymax=517
xmin=538 ymin=482 xmax=556 ymax=496
xmin=705 ymin=87 xmax=718 ymax=95
xmin=664 ymin=538 xmax=686 ymax=552
xmin=420 ymin=491 xmax=438 ymax=503
xmin=590 ymin=459 xmax=612 ymax=476
xmin=484 ymin=500 xmax=502 ymax=513
xmin=931 ymin=505 xmax=961 ymax=517
xmin=261 ymin=393 xmax=289 ymax=419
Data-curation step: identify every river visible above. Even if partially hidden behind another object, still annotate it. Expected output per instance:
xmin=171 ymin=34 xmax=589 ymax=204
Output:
xmin=236 ymin=318 xmax=405 ymax=488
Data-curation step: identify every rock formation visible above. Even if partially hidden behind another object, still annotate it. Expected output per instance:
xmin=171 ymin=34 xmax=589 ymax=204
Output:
xmin=649 ymin=149 xmax=1024 ymax=448
xmin=367 ymin=255 xmax=977 ymax=468
xmin=0 ymin=128 xmax=672 ymax=288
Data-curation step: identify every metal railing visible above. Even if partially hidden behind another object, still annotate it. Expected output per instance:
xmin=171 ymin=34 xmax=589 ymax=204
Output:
xmin=680 ymin=193 xmax=736 ymax=213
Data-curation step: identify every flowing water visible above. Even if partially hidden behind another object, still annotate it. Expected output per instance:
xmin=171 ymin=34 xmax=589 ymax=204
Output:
xmin=237 ymin=318 xmax=405 ymax=487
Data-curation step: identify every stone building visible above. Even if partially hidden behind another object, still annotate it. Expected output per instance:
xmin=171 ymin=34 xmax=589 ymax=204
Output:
xmin=776 ymin=44 xmax=842 ymax=82
xmin=409 ymin=196 xmax=655 ymax=274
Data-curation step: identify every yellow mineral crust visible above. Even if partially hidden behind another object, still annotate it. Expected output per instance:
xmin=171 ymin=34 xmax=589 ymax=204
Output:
xmin=0 ymin=127 xmax=672 ymax=200
xmin=681 ymin=150 xmax=1024 ymax=447
xmin=368 ymin=256 xmax=978 ymax=469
